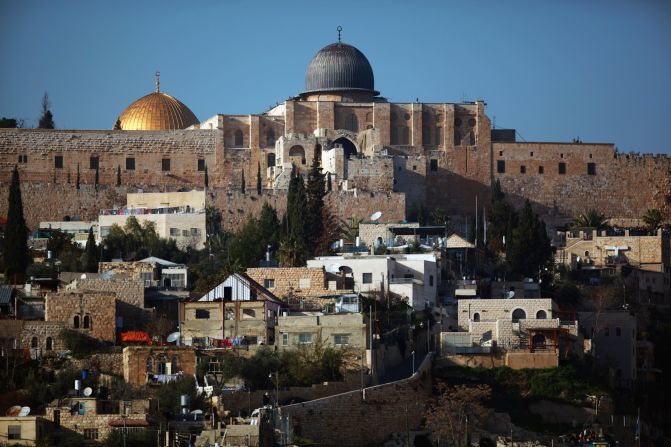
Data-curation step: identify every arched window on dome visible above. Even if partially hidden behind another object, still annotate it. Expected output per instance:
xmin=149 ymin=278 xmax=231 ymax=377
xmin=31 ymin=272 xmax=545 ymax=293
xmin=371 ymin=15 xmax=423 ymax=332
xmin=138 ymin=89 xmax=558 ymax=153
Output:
xmin=345 ymin=114 xmax=359 ymax=132
xmin=266 ymin=130 xmax=275 ymax=147
xmin=234 ymin=130 xmax=244 ymax=147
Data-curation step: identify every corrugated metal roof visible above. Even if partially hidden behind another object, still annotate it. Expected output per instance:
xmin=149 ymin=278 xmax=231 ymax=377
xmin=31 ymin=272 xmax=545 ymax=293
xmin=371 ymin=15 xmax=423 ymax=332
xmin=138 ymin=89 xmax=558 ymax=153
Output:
xmin=0 ymin=286 xmax=15 ymax=305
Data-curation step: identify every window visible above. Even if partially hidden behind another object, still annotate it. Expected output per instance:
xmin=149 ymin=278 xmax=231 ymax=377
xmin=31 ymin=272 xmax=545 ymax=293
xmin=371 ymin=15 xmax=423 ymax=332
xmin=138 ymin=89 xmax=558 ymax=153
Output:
xmin=469 ymin=131 xmax=475 ymax=145
xmin=170 ymin=228 xmax=180 ymax=236
xmin=182 ymin=229 xmax=189 ymax=237
xmin=511 ymin=309 xmax=526 ymax=322
xmin=299 ymin=278 xmax=311 ymax=289
xmin=560 ymin=153 xmax=564 ymax=158
xmin=46 ymin=337 xmax=53 ymax=351
xmin=536 ymin=310 xmax=547 ymax=319
xmin=267 ymin=153 xmax=276 ymax=167
xmin=8 ymin=425 xmax=21 ymax=440
xmin=74 ymin=315 xmax=80 ymax=328
xmin=282 ymin=333 xmax=288 ymax=346
xmin=616 ymin=327 xmax=622 ymax=336
xmin=435 ymin=127 xmax=443 ymax=146
xmin=412 ymin=165 xmax=417 ymax=171
xmin=234 ymin=129 xmax=244 ymax=147
xmin=429 ymin=275 xmax=434 ymax=287
xmin=362 ymin=273 xmax=373 ymax=284
xmin=538 ymin=166 xmax=544 ymax=174
xmin=83 ymin=315 xmax=91 ymax=329
xmin=365 ymin=112 xmax=373 ymax=122
xmin=197 ymin=159 xmax=205 ymax=171
xmin=587 ymin=162 xmax=596 ymax=175
xmin=264 ymin=279 xmax=275 ymax=289
xmin=90 ymin=156 xmax=99 ymax=169
xmin=499 ymin=151 xmax=503 ymax=156
xmin=18 ymin=154 xmax=28 ymax=163
xmin=83 ymin=429 xmax=99 ymax=440
xmin=334 ymin=334 xmax=350 ymax=347
xmin=530 ymin=151 xmax=534 ymax=157
xmin=190 ymin=228 xmax=201 ymax=236
xmin=604 ymin=327 xmax=610 ymax=336
xmin=454 ymin=130 xmax=462 ymax=146
xmin=171 ymin=356 xmax=178 ymax=373
xmin=242 ymin=309 xmax=256 ymax=319
xmin=224 ymin=286 xmax=232 ymax=300
xmin=162 ymin=158 xmax=171 ymax=171
xmin=298 ymin=333 xmax=313 ymax=344
xmin=345 ymin=113 xmax=359 ymax=132
xmin=589 ymin=153 xmax=593 ymax=159
xmin=266 ymin=130 xmax=275 ymax=147
xmin=31 ymin=337 xmax=38 ymax=348
xmin=55 ymin=155 xmax=63 ymax=169
xmin=157 ymin=355 xmax=167 ymax=375
xmin=497 ymin=160 xmax=506 ymax=174
xmin=146 ymin=357 xmax=153 ymax=373
xmin=195 ymin=309 xmax=210 ymax=319
xmin=468 ymin=118 xmax=476 ymax=127
xmin=520 ymin=165 xmax=526 ymax=174
xmin=430 ymin=159 xmax=438 ymax=172
xmin=473 ymin=313 xmax=480 ymax=322
xmin=558 ymin=162 xmax=566 ymax=174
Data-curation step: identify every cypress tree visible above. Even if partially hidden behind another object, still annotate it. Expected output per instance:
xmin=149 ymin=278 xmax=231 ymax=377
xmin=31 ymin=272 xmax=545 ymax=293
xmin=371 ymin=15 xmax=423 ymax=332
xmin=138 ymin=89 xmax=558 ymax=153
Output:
xmin=204 ymin=165 xmax=209 ymax=189
xmin=256 ymin=162 xmax=262 ymax=195
xmin=38 ymin=92 xmax=55 ymax=129
xmin=116 ymin=165 xmax=121 ymax=187
xmin=94 ymin=166 xmax=99 ymax=191
xmin=241 ymin=170 xmax=246 ymax=193
xmin=326 ymin=171 xmax=332 ymax=192
xmin=305 ymin=150 xmax=326 ymax=255
xmin=4 ymin=166 xmax=30 ymax=281
xmin=84 ymin=227 xmax=98 ymax=273
xmin=76 ymin=164 xmax=80 ymax=190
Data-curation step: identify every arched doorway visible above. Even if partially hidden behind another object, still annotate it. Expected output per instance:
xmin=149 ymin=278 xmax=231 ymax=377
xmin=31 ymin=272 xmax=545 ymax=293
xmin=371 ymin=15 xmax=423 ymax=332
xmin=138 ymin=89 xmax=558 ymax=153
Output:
xmin=333 ymin=137 xmax=357 ymax=159
xmin=288 ymin=145 xmax=306 ymax=165
xmin=532 ymin=333 xmax=546 ymax=350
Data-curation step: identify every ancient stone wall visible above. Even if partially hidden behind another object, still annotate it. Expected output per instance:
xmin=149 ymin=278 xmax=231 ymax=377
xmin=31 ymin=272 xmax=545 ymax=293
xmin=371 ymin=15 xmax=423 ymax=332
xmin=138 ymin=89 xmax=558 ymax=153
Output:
xmin=278 ymin=356 xmax=432 ymax=447
xmin=21 ymin=321 xmax=66 ymax=353
xmin=245 ymin=267 xmax=337 ymax=300
xmin=69 ymin=352 xmax=124 ymax=376
xmin=45 ymin=291 xmax=117 ymax=342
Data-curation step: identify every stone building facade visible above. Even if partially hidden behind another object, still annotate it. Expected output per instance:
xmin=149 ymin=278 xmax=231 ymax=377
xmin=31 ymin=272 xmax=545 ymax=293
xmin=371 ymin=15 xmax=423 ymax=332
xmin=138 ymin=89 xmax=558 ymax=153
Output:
xmin=122 ymin=346 xmax=196 ymax=385
xmin=0 ymin=37 xmax=668 ymax=233
xmin=45 ymin=291 xmax=117 ymax=342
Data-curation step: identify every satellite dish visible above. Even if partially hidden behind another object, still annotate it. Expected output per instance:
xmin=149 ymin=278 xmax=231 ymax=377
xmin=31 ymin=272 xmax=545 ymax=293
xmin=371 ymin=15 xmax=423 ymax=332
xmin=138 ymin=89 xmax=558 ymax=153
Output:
xmin=6 ymin=406 xmax=21 ymax=416
xmin=83 ymin=387 xmax=93 ymax=397
xmin=326 ymin=263 xmax=341 ymax=274
xmin=167 ymin=332 xmax=180 ymax=343
xmin=506 ymin=290 xmax=515 ymax=299
xmin=190 ymin=409 xmax=204 ymax=415
xmin=18 ymin=407 xmax=31 ymax=417
xmin=370 ymin=211 xmax=382 ymax=221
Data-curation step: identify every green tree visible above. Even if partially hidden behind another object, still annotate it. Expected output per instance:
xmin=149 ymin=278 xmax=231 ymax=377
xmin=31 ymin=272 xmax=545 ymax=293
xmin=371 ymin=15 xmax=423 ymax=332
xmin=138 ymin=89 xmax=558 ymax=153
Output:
xmin=205 ymin=205 xmax=222 ymax=236
xmin=305 ymin=151 xmax=326 ymax=255
xmin=4 ymin=166 xmax=30 ymax=281
xmin=83 ymin=227 xmax=98 ymax=273
xmin=277 ymin=235 xmax=307 ymax=267
xmin=571 ymin=208 xmax=608 ymax=230
xmin=38 ymin=92 xmax=55 ymax=129
xmin=0 ymin=117 xmax=22 ymax=128
xmin=257 ymin=161 xmax=262 ymax=195
xmin=241 ymin=169 xmax=246 ymax=193
xmin=506 ymin=200 xmax=552 ymax=279
xmin=487 ymin=179 xmax=517 ymax=254
xmin=642 ymin=208 xmax=665 ymax=231
xmin=258 ymin=202 xmax=280 ymax=250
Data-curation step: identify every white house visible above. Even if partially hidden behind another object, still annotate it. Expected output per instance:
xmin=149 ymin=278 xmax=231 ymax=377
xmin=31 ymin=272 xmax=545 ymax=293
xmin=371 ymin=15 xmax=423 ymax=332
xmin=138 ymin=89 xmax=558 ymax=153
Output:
xmin=307 ymin=254 xmax=438 ymax=309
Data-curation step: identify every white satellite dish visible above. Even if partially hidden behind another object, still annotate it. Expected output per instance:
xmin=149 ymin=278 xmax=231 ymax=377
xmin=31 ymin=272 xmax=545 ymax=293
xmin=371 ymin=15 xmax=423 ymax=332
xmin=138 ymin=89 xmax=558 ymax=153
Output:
xmin=326 ymin=263 xmax=341 ymax=274
xmin=370 ymin=211 xmax=382 ymax=221
xmin=83 ymin=387 xmax=93 ymax=397
xmin=18 ymin=406 xmax=31 ymax=417
xmin=506 ymin=290 xmax=515 ymax=299
xmin=166 ymin=332 xmax=180 ymax=343
xmin=190 ymin=409 xmax=204 ymax=415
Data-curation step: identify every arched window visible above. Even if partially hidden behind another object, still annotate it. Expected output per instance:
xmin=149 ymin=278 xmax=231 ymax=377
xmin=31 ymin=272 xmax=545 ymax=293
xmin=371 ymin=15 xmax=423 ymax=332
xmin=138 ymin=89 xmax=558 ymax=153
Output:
xmin=234 ymin=130 xmax=244 ymax=147
xmin=473 ymin=312 xmax=480 ymax=322
xmin=345 ymin=113 xmax=359 ymax=132
xmin=157 ymin=355 xmax=167 ymax=375
xmin=365 ymin=112 xmax=373 ymax=123
xmin=288 ymin=145 xmax=306 ymax=165
xmin=536 ymin=310 xmax=547 ymax=320
xmin=584 ymin=251 xmax=590 ymax=257
xmin=267 ymin=153 xmax=276 ymax=168
xmin=266 ymin=130 xmax=275 ymax=147
xmin=46 ymin=337 xmax=53 ymax=351
xmin=469 ymin=131 xmax=475 ymax=145
xmin=83 ymin=315 xmax=91 ymax=329
xmin=454 ymin=130 xmax=462 ymax=146
xmin=73 ymin=315 xmax=80 ymax=329
xmin=31 ymin=337 xmax=38 ymax=348
xmin=512 ymin=309 xmax=526 ymax=322
xmin=422 ymin=126 xmax=431 ymax=146
xmin=146 ymin=357 xmax=153 ymax=374
xmin=171 ymin=356 xmax=178 ymax=374
xmin=402 ymin=126 xmax=410 ymax=145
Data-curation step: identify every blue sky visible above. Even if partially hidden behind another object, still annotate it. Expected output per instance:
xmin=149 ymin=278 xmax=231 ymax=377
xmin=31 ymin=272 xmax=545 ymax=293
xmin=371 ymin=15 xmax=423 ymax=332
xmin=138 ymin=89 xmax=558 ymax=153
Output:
xmin=1 ymin=0 xmax=670 ymax=154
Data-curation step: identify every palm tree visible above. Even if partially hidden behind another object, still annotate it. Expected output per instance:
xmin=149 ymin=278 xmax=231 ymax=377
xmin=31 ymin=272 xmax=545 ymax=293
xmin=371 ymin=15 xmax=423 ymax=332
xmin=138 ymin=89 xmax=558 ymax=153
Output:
xmin=571 ymin=209 xmax=608 ymax=230
xmin=642 ymin=208 xmax=665 ymax=232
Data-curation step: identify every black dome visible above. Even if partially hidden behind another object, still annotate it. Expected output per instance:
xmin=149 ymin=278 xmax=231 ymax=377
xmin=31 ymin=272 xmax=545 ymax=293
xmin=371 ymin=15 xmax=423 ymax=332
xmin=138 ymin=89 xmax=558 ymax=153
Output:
xmin=303 ymin=42 xmax=378 ymax=96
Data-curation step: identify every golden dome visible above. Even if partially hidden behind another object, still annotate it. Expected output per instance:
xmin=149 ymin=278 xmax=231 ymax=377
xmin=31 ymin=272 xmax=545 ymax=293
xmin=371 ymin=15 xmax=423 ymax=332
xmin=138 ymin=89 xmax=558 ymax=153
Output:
xmin=116 ymin=73 xmax=198 ymax=130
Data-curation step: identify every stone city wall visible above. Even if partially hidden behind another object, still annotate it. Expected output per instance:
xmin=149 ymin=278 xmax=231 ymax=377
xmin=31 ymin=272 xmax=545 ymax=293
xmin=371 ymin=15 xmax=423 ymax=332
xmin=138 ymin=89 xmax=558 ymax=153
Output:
xmin=278 ymin=355 xmax=432 ymax=447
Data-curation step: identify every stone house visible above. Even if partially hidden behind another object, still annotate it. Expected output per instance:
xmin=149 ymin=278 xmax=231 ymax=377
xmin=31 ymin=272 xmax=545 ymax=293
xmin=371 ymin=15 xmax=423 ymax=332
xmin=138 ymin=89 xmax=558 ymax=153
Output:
xmin=122 ymin=346 xmax=196 ymax=386
xmin=276 ymin=311 xmax=368 ymax=352
xmin=45 ymin=291 xmax=117 ymax=342
xmin=307 ymin=253 xmax=438 ymax=309
xmin=44 ymin=397 xmax=152 ymax=443
xmin=0 ymin=416 xmax=53 ymax=446
xmin=179 ymin=273 xmax=284 ymax=346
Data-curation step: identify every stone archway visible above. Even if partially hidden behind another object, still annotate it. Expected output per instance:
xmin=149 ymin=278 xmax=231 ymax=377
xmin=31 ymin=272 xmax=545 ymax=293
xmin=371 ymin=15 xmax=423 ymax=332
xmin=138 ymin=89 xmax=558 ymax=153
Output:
xmin=333 ymin=137 xmax=358 ymax=159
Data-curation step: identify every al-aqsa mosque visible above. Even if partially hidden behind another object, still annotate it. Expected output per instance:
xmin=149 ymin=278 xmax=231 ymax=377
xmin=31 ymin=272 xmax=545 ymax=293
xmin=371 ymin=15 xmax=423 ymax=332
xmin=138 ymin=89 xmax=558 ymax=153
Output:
xmin=0 ymin=30 xmax=669 ymax=230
